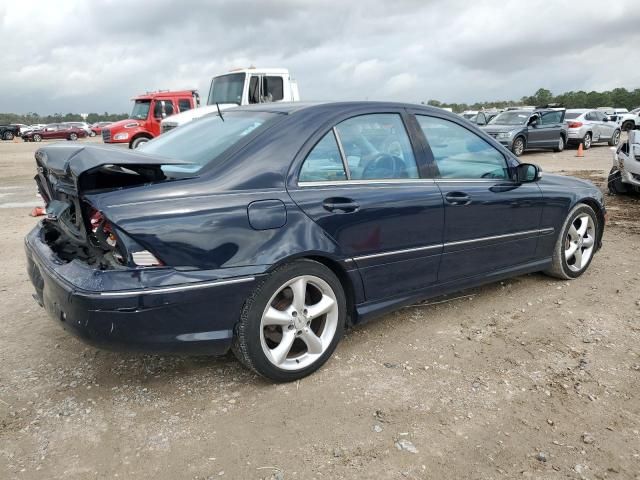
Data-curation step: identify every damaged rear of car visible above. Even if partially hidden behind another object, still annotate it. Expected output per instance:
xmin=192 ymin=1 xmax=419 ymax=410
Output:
xmin=25 ymin=109 xmax=282 ymax=353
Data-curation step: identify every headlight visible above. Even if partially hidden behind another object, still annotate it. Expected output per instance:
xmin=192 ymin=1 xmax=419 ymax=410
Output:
xmin=113 ymin=132 xmax=129 ymax=141
xmin=497 ymin=131 xmax=514 ymax=139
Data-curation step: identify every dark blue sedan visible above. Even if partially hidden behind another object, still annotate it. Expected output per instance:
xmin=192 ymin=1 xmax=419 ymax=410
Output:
xmin=25 ymin=102 xmax=605 ymax=381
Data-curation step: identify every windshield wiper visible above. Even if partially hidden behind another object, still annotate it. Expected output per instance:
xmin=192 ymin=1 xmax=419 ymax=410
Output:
xmin=216 ymin=103 xmax=224 ymax=122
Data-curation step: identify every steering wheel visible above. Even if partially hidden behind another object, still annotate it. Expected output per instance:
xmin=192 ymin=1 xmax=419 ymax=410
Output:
xmin=361 ymin=153 xmax=407 ymax=179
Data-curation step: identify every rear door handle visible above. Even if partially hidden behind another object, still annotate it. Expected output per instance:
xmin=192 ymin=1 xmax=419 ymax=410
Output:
xmin=323 ymin=197 xmax=360 ymax=213
xmin=444 ymin=192 xmax=471 ymax=205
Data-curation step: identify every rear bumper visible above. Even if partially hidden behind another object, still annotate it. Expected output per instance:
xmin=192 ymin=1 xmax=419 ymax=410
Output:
xmin=25 ymin=226 xmax=260 ymax=355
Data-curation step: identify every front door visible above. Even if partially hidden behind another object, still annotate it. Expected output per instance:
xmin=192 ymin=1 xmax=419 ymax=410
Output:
xmin=413 ymin=113 xmax=544 ymax=282
xmin=288 ymin=112 xmax=444 ymax=301
xmin=539 ymin=110 xmax=565 ymax=147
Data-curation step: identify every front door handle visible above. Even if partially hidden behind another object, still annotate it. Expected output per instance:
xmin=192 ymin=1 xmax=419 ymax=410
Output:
xmin=444 ymin=192 xmax=471 ymax=205
xmin=323 ymin=197 xmax=360 ymax=213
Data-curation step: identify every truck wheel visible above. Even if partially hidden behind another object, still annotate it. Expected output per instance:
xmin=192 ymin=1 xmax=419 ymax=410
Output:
xmin=622 ymin=120 xmax=635 ymax=132
xmin=130 ymin=137 xmax=150 ymax=149
xmin=608 ymin=129 xmax=621 ymax=146
xmin=553 ymin=136 xmax=565 ymax=152
xmin=3 ymin=131 xmax=14 ymax=140
xmin=33 ymin=134 xmax=42 ymax=142
xmin=607 ymin=167 xmax=628 ymax=195
xmin=511 ymin=136 xmax=525 ymax=156
xmin=582 ymin=133 xmax=592 ymax=150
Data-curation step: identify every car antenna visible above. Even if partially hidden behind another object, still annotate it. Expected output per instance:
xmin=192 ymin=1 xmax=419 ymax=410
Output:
xmin=216 ymin=102 xmax=224 ymax=122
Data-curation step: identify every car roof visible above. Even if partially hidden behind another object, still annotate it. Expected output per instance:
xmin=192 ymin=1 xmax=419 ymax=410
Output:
xmin=230 ymin=100 xmax=459 ymax=116
xmin=566 ymin=109 xmax=590 ymax=113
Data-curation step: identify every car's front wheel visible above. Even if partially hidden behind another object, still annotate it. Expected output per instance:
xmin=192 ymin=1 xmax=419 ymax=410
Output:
xmin=512 ymin=136 xmax=525 ymax=156
xmin=545 ymin=204 xmax=598 ymax=280
xmin=3 ymin=131 xmax=14 ymax=140
xmin=554 ymin=135 xmax=565 ymax=152
xmin=33 ymin=134 xmax=42 ymax=142
xmin=68 ymin=133 xmax=78 ymax=141
xmin=233 ymin=259 xmax=346 ymax=382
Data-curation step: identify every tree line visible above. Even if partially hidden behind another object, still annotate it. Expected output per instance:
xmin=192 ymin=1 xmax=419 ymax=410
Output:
xmin=0 ymin=112 xmax=129 ymax=125
xmin=426 ymin=87 xmax=640 ymax=113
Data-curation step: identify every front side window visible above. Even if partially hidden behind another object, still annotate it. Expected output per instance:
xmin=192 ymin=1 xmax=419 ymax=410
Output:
xmin=264 ymin=76 xmax=284 ymax=101
xmin=299 ymin=131 xmax=347 ymax=182
xmin=138 ymin=111 xmax=280 ymax=172
xmin=153 ymin=100 xmax=174 ymax=118
xmin=208 ymin=73 xmax=246 ymax=105
xmin=417 ymin=115 xmax=509 ymax=180
xmin=541 ymin=111 xmax=563 ymax=124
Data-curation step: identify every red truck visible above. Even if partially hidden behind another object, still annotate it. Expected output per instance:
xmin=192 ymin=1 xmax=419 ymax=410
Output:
xmin=102 ymin=90 xmax=199 ymax=148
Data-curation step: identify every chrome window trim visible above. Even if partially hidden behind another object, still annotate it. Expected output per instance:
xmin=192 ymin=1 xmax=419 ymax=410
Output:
xmin=435 ymin=178 xmax=514 ymax=183
xmin=351 ymin=228 xmax=554 ymax=262
xmin=297 ymin=178 xmax=436 ymax=187
xmin=95 ymin=276 xmax=256 ymax=297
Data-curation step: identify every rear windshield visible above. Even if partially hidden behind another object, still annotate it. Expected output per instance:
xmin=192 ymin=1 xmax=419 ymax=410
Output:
xmin=138 ymin=111 xmax=280 ymax=171
xmin=564 ymin=112 xmax=582 ymax=119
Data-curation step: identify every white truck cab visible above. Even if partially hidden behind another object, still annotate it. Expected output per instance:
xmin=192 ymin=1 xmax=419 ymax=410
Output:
xmin=161 ymin=67 xmax=299 ymax=133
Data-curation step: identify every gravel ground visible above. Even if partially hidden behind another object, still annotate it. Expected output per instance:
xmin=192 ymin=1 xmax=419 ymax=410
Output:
xmin=1 ymin=137 xmax=639 ymax=479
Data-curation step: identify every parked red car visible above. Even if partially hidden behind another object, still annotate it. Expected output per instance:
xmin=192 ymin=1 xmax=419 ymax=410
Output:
xmin=22 ymin=124 xmax=88 ymax=142
xmin=90 ymin=122 xmax=112 ymax=136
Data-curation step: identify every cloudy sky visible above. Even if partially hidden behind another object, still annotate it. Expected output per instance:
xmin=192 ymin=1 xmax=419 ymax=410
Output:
xmin=2 ymin=0 xmax=640 ymax=114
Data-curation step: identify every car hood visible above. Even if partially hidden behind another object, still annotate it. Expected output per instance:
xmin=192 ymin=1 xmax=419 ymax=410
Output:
xmin=481 ymin=125 xmax=523 ymax=134
xmin=161 ymin=103 xmax=238 ymax=127
xmin=105 ymin=119 xmax=142 ymax=130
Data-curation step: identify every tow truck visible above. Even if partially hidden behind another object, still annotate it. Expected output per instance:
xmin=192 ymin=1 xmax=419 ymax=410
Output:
xmin=160 ymin=67 xmax=299 ymax=133
xmin=102 ymin=90 xmax=199 ymax=148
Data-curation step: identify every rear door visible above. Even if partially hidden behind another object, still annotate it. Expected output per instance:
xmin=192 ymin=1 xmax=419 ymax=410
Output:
xmin=288 ymin=110 xmax=444 ymax=301
xmin=413 ymin=112 xmax=545 ymax=282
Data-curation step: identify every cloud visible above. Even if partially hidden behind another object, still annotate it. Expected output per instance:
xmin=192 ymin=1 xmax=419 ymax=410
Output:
xmin=1 ymin=0 xmax=640 ymax=114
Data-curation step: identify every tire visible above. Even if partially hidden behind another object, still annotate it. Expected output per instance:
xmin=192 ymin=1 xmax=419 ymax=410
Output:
xmin=582 ymin=133 xmax=592 ymax=150
xmin=544 ymin=204 xmax=598 ymax=280
xmin=622 ymin=120 xmax=635 ymax=132
xmin=90 ymin=131 xmax=96 ymax=137
xmin=608 ymin=129 xmax=621 ymax=146
xmin=3 ymin=131 xmax=14 ymax=140
xmin=68 ymin=133 xmax=78 ymax=141
xmin=607 ymin=167 xmax=628 ymax=194
xmin=233 ymin=259 xmax=346 ymax=382
xmin=130 ymin=137 xmax=150 ymax=149
xmin=553 ymin=135 xmax=565 ymax=152
xmin=511 ymin=136 xmax=525 ymax=156
xmin=33 ymin=134 xmax=42 ymax=142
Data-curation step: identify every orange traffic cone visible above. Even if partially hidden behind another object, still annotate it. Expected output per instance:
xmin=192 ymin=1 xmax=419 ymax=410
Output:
xmin=576 ymin=143 xmax=584 ymax=158
xmin=30 ymin=206 xmax=46 ymax=217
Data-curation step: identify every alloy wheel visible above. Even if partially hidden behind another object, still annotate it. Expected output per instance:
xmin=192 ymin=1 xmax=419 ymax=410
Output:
xmin=612 ymin=131 xmax=620 ymax=145
xmin=583 ymin=134 xmax=591 ymax=149
xmin=513 ymin=138 xmax=524 ymax=156
xmin=260 ymin=275 xmax=339 ymax=371
xmin=564 ymin=214 xmax=595 ymax=272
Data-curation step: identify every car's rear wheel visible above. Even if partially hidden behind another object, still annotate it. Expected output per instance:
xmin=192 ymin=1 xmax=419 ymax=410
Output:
xmin=3 ymin=131 xmax=14 ymax=140
xmin=512 ymin=136 xmax=525 ymax=156
xmin=68 ymin=133 xmax=78 ymax=141
xmin=608 ymin=129 xmax=621 ymax=146
xmin=233 ymin=259 xmax=346 ymax=382
xmin=545 ymin=204 xmax=598 ymax=280
xmin=582 ymin=133 xmax=592 ymax=149
xmin=622 ymin=120 xmax=635 ymax=132
xmin=554 ymin=135 xmax=565 ymax=152
xmin=90 ymin=131 xmax=96 ymax=137
xmin=33 ymin=134 xmax=42 ymax=142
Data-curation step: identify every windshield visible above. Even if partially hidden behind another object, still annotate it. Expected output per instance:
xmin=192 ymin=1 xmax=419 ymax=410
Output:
xmin=138 ymin=111 xmax=280 ymax=171
xmin=207 ymin=73 xmax=246 ymax=105
xmin=564 ymin=112 xmax=583 ymax=119
xmin=131 ymin=100 xmax=151 ymax=120
xmin=631 ymin=107 xmax=640 ymax=115
xmin=489 ymin=111 xmax=529 ymax=125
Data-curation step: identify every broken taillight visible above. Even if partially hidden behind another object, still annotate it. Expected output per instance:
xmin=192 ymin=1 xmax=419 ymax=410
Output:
xmin=89 ymin=209 xmax=118 ymax=247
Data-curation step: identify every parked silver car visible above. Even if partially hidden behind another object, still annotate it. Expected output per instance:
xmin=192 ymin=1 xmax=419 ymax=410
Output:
xmin=565 ymin=109 xmax=621 ymax=149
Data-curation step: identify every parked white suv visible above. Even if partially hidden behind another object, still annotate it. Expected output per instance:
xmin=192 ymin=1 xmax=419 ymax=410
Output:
xmin=160 ymin=68 xmax=300 ymax=133
xmin=598 ymin=107 xmax=639 ymax=131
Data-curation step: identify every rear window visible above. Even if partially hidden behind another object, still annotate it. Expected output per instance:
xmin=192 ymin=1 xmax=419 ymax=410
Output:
xmin=564 ymin=112 xmax=582 ymax=119
xmin=138 ymin=111 xmax=280 ymax=172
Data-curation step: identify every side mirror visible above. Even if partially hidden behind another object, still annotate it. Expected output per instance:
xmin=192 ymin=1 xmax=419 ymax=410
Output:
xmin=516 ymin=163 xmax=541 ymax=183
